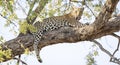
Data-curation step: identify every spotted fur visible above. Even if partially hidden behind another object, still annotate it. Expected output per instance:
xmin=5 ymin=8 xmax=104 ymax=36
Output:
xmin=33 ymin=7 xmax=84 ymax=62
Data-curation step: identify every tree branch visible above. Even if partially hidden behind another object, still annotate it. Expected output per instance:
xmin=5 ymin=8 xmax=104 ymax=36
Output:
xmin=17 ymin=1 xmax=27 ymax=15
xmin=1 ymin=15 xmax=120 ymax=62
xmin=26 ymin=0 xmax=49 ymax=24
xmin=1 ymin=0 xmax=120 ymax=64
xmin=91 ymin=40 xmax=120 ymax=64
xmin=84 ymin=0 xmax=96 ymax=18
xmin=27 ymin=0 xmax=36 ymax=17
xmin=18 ymin=0 xmax=49 ymax=37
xmin=110 ymin=33 xmax=120 ymax=64
xmin=0 ymin=13 xmax=17 ymax=27
xmin=93 ymin=0 xmax=119 ymax=29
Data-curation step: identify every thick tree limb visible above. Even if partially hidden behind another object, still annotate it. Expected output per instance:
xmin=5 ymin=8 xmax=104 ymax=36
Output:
xmin=93 ymin=0 xmax=119 ymax=29
xmin=1 ymin=16 xmax=120 ymax=62
xmin=0 ymin=0 xmax=120 ymax=63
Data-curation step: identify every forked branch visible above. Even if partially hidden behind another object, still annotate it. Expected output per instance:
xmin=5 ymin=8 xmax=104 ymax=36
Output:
xmin=91 ymin=40 xmax=120 ymax=64
xmin=0 ymin=0 xmax=120 ymax=64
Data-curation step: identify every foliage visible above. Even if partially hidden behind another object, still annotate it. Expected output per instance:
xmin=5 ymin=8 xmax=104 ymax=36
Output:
xmin=86 ymin=44 xmax=99 ymax=65
xmin=86 ymin=53 xmax=97 ymax=65
xmin=0 ymin=0 xmax=119 ymax=65
xmin=20 ymin=43 xmax=30 ymax=55
xmin=19 ymin=21 xmax=37 ymax=34
xmin=0 ymin=46 xmax=12 ymax=62
xmin=0 ymin=36 xmax=4 ymax=43
xmin=0 ymin=36 xmax=5 ymax=43
xmin=0 ymin=0 xmax=18 ymax=26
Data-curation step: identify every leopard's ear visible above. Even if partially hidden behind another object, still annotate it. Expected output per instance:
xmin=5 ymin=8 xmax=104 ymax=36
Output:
xmin=70 ymin=6 xmax=80 ymax=18
xmin=71 ymin=5 xmax=81 ymax=13
xmin=70 ymin=5 xmax=84 ymax=20
xmin=71 ymin=5 xmax=78 ymax=10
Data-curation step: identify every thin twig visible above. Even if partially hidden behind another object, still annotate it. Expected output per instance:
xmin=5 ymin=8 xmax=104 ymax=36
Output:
xmin=55 ymin=3 xmax=71 ymax=14
xmin=110 ymin=33 xmax=120 ymax=63
xmin=17 ymin=55 xmax=21 ymax=65
xmin=113 ymin=41 xmax=119 ymax=56
xmin=26 ymin=0 xmax=36 ymax=24
xmin=84 ymin=0 xmax=96 ymax=18
xmin=98 ymin=0 xmax=103 ymax=7
xmin=26 ymin=0 xmax=49 ymax=24
xmin=14 ymin=57 xmax=27 ymax=65
xmin=110 ymin=39 xmax=120 ymax=63
xmin=71 ymin=0 xmax=96 ymax=18
xmin=111 ymin=33 xmax=120 ymax=39
xmin=64 ymin=0 xmax=70 ymax=13
xmin=17 ymin=1 xmax=27 ymax=15
xmin=70 ymin=0 xmax=85 ymax=6
xmin=0 ymin=13 xmax=17 ymax=27
xmin=91 ymin=40 xmax=120 ymax=64
xmin=91 ymin=40 xmax=113 ymax=57
xmin=27 ymin=0 xmax=36 ymax=17
xmin=70 ymin=0 xmax=82 ymax=3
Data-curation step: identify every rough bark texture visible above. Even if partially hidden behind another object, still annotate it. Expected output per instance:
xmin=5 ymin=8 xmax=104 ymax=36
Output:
xmin=0 ymin=0 xmax=120 ymax=62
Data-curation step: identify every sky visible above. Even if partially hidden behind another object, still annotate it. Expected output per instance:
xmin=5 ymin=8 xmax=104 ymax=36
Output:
xmin=0 ymin=0 xmax=120 ymax=65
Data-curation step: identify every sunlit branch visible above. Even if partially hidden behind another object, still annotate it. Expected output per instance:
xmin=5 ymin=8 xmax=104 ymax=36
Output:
xmin=27 ymin=0 xmax=36 ymax=17
xmin=26 ymin=0 xmax=49 ymax=24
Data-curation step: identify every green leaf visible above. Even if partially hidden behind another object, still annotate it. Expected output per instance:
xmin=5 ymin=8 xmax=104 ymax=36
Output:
xmin=2 ymin=11 xmax=7 ymax=16
xmin=84 ymin=11 xmax=91 ymax=18
xmin=0 ymin=48 xmax=12 ymax=62
xmin=48 ymin=9 xmax=56 ymax=16
xmin=94 ymin=51 xmax=98 ymax=56
xmin=4 ymin=21 xmax=11 ymax=27
xmin=19 ymin=21 xmax=28 ymax=34
xmin=19 ymin=21 xmax=37 ymax=34
xmin=57 ymin=0 xmax=62 ymax=6
xmin=0 ymin=1 xmax=2 ymax=6
xmin=7 ymin=1 xmax=13 ymax=13
xmin=27 ymin=23 xmax=37 ymax=33
xmin=0 ymin=36 xmax=3 ymax=41
xmin=24 ymin=48 xmax=30 ymax=55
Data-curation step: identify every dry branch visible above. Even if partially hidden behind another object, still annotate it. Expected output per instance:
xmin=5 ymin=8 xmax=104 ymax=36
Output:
xmin=110 ymin=33 xmax=120 ymax=64
xmin=91 ymin=40 xmax=120 ymax=64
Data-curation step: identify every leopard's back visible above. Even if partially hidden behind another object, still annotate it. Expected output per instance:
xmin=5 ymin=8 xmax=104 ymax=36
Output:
xmin=33 ymin=7 xmax=84 ymax=63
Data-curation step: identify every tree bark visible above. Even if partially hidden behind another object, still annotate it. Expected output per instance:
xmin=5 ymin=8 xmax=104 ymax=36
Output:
xmin=0 ymin=0 xmax=119 ymax=62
